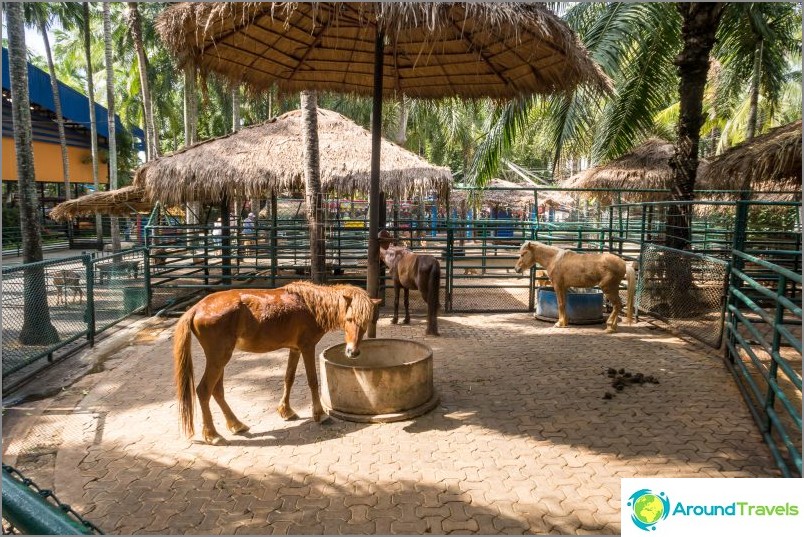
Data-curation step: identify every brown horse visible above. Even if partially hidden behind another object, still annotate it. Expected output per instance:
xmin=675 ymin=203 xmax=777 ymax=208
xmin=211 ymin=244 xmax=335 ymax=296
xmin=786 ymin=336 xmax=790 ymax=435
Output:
xmin=378 ymin=230 xmax=440 ymax=336
xmin=514 ymin=241 xmax=635 ymax=333
xmin=173 ymin=281 xmax=381 ymax=445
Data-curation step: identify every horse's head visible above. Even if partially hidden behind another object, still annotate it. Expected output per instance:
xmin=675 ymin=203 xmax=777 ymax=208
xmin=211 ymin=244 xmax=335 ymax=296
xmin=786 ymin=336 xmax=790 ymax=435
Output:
xmin=514 ymin=241 xmax=537 ymax=274
xmin=378 ymin=230 xmax=395 ymax=252
xmin=339 ymin=288 xmax=382 ymax=358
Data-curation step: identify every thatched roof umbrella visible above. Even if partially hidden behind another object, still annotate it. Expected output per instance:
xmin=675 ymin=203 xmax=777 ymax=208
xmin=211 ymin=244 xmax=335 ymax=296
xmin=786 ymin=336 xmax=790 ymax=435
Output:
xmin=156 ymin=1 xmax=610 ymax=304
xmin=562 ymin=138 xmax=714 ymax=205
xmin=49 ymin=186 xmax=152 ymax=222
xmin=697 ymin=120 xmax=802 ymax=194
xmin=133 ymin=108 xmax=453 ymax=205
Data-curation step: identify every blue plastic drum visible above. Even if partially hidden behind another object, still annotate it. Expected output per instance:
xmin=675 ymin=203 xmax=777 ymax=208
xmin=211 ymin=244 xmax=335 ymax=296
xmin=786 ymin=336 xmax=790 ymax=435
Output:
xmin=535 ymin=286 xmax=606 ymax=325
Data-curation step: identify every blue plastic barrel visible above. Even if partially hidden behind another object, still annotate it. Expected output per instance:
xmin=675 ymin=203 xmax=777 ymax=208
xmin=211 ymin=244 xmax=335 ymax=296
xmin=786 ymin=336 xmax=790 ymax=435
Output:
xmin=535 ymin=286 xmax=605 ymax=325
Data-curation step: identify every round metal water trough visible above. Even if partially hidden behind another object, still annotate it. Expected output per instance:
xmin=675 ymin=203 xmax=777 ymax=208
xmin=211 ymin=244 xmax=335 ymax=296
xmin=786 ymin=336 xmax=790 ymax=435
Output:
xmin=534 ymin=286 xmax=606 ymax=325
xmin=320 ymin=339 xmax=439 ymax=423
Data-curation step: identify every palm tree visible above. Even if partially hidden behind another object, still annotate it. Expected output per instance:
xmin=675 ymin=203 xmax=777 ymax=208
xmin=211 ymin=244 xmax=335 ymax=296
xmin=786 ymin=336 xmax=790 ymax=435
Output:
xmin=6 ymin=2 xmax=60 ymax=345
xmin=82 ymin=2 xmax=104 ymax=248
xmin=23 ymin=3 xmax=82 ymax=208
xmin=667 ymin=3 xmax=725 ymax=250
xmin=103 ymin=2 xmax=120 ymax=253
xmin=126 ymin=2 xmax=159 ymax=160
xmin=301 ymin=90 xmax=326 ymax=284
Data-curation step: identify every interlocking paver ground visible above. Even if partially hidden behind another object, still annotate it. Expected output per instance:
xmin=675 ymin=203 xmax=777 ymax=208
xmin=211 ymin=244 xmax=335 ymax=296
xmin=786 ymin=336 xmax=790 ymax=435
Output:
xmin=2 ymin=311 xmax=781 ymax=534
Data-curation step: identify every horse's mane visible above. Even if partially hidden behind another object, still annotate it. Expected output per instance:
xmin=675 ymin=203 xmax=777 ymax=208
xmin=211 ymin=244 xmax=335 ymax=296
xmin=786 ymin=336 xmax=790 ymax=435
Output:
xmin=284 ymin=281 xmax=374 ymax=331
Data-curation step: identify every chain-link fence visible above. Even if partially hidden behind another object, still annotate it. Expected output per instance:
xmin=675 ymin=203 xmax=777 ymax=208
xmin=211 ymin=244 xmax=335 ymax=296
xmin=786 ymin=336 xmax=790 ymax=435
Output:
xmin=1 ymin=248 xmax=148 ymax=391
xmin=637 ymin=243 xmax=730 ymax=347
xmin=2 ymin=464 xmax=103 ymax=535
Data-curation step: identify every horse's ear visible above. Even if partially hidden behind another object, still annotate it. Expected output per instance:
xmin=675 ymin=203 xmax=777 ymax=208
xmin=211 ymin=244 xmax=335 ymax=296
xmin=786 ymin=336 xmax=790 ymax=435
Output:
xmin=371 ymin=298 xmax=382 ymax=305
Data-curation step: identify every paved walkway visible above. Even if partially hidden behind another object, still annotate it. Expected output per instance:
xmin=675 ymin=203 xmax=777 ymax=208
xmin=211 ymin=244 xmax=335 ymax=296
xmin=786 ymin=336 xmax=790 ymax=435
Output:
xmin=2 ymin=311 xmax=780 ymax=535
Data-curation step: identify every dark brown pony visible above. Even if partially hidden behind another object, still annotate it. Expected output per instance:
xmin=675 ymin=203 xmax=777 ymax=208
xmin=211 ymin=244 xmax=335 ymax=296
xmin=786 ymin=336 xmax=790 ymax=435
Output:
xmin=173 ymin=281 xmax=381 ymax=445
xmin=378 ymin=230 xmax=440 ymax=336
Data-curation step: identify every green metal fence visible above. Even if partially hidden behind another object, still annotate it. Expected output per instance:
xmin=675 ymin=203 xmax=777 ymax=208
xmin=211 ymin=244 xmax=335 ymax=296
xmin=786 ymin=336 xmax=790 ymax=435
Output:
xmin=724 ymin=250 xmax=802 ymax=478
xmin=2 ymin=464 xmax=103 ymax=534
xmin=1 ymin=248 xmax=148 ymax=391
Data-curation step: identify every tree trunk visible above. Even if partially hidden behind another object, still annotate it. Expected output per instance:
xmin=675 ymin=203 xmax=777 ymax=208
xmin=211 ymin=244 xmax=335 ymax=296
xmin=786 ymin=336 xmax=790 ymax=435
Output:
xmin=183 ymin=64 xmax=199 ymax=226
xmin=127 ymin=2 xmax=159 ymax=160
xmin=746 ymin=39 xmax=763 ymax=141
xmin=83 ymin=2 xmax=104 ymax=249
xmin=667 ymin=3 xmax=724 ymax=251
xmin=232 ymin=85 xmax=240 ymax=133
xmin=7 ymin=2 xmax=60 ymax=345
xmin=103 ymin=3 xmax=121 ymax=254
xmin=301 ymin=90 xmax=326 ymax=284
xmin=40 ymin=22 xmax=71 ymax=202
xmin=394 ymin=96 xmax=409 ymax=145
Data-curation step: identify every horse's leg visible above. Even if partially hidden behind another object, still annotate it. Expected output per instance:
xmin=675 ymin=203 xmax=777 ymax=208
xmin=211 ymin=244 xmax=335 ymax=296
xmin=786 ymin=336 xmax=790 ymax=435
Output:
xmin=554 ymin=284 xmax=569 ymax=328
xmin=277 ymin=349 xmax=301 ymax=420
xmin=300 ymin=346 xmax=328 ymax=423
xmin=212 ymin=374 xmax=249 ymax=435
xmin=403 ymin=287 xmax=411 ymax=324
xmin=196 ymin=360 xmax=228 ymax=445
xmin=391 ymin=280 xmax=400 ymax=324
xmin=602 ymin=282 xmax=622 ymax=333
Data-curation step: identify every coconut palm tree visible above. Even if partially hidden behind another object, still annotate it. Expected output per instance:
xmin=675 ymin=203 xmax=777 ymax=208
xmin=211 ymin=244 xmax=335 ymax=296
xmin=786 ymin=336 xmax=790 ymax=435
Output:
xmin=126 ymin=2 xmax=159 ymax=160
xmin=79 ymin=2 xmax=105 ymax=249
xmin=6 ymin=2 xmax=60 ymax=345
xmin=103 ymin=2 xmax=121 ymax=253
xmin=23 ymin=3 xmax=82 ymax=207
xmin=301 ymin=90 xmax=326 ymax=283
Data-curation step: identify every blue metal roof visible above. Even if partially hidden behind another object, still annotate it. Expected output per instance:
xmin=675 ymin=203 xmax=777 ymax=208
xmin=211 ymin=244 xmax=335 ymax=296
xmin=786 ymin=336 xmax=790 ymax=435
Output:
xmin=2 ymin=47 xmax=145 ymax=150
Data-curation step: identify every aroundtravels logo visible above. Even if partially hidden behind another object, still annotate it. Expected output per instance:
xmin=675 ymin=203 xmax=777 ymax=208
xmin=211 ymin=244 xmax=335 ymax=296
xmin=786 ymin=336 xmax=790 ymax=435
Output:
xmin=627 ymin=489 xmax=670 ymax=531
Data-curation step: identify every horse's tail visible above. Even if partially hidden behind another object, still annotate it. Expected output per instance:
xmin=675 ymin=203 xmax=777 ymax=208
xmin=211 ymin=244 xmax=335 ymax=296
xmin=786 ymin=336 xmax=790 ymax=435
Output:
xmin=427 ymin=259 xmax=441 ymax=335
xmin=173 ymin=305 xmax=197 ymax=438
xmin=625 ymin=260 xmax=636 ymax=324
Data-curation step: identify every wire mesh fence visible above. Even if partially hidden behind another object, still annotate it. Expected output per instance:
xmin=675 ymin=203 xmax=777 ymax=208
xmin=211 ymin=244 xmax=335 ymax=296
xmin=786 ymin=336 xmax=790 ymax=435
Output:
xmin=1 ymin=248 xmax=148 ymax=390
xmin=637 ymin=243 xmax=730 ymax=347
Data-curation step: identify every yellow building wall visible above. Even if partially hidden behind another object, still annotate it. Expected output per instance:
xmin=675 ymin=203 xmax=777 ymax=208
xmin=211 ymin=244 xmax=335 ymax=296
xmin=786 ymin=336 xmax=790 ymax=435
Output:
xmin=2 ymin=138 xmax=109 ymax=184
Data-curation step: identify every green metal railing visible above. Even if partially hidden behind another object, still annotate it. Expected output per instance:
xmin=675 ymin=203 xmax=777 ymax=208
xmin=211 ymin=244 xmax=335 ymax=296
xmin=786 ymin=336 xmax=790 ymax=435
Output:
xmin=2 ymin=248 xmax=148 ymax=391
xmin=724 ymin=250 xmax=802 ymax=478
xmin=2 ymin=464 xmax=102 ymax=534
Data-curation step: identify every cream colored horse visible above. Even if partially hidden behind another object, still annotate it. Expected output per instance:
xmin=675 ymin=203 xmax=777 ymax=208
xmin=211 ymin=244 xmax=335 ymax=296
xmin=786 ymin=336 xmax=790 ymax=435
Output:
xmin=514 ymin=241 xmax=635 ymax=333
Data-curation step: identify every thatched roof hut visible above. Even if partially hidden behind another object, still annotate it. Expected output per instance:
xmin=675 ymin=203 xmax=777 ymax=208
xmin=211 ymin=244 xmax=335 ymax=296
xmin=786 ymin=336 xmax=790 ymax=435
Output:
xmin=561 ymin=138 xmax=717 ymax=204
xmin=156 ymin=3 xmax=610 ymax=99
xmin=698 ymin=120 xmax=802 ymax=193
xmin=133 ymin=108 xmax=452 ymax=206
xmin=450 ymin=179 xmax=573 ymax=212
xmin=49 ymin=186 xmax=152 ymax=222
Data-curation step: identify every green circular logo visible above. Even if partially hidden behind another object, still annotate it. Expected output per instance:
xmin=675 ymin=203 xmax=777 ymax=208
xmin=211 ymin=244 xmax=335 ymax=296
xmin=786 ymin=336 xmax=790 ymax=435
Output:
xmin=628 ymin=489 xmax=670 ymax=531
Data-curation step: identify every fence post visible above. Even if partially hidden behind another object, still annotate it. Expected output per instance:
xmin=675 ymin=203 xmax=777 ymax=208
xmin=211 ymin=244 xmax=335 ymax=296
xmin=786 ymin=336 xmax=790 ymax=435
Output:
xmin=83 ymin=254 xmax=95 ymax=347
xmin=764 ymin=273 xmax=786 ymax=433
xmin=445 ymin=226 xmax=453 ymax=312
xmin=143 ymin=248 xmax=152 ymax=315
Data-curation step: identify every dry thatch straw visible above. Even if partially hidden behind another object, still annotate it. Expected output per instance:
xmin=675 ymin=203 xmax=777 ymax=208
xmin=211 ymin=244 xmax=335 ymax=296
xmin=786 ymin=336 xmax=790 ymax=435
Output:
xmin=49 ymin=186 xmax=152 ymax=222
xmin=450 ymin=178 xmax=573 ymax=212
xmin=561 ymin=138 xmax=718 ymax=204
xmin=156 ymin=2 xmax=610 ymax=99
xmin=134 ymin=108 xmax=452 ymax=206
xmin=698 ymin=120 xmax=802 ymax=193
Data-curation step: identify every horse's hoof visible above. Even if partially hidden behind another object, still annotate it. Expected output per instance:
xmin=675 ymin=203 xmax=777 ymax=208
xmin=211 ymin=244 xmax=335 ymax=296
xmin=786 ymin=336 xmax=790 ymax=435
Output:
xmin=391 ymin=318 xmax=398 ymax=324
xmin=605 ymin=327 xmax=617 ymax=334
xmin=228 ymin=422 xmax=250 ymax=435
xmin=554 ymin=322 xmax=568 ymax=328
xmin=313 ymin=410 xmax=331 ymax=423
xmin=426 ymin=330 xmax=439 ymax=337
xmin=205 ymin=434 xmax=228 ymax=446
xmin=277 ymin=405 xmax=299 ymax=421
xmin=402 ymin=318 xmax=411 ymax=325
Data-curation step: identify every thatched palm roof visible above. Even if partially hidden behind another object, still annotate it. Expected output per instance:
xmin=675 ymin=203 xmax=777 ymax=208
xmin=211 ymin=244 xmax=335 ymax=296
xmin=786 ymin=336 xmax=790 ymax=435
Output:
xmin=562 ymin=138 xmax=715 ymax=204
xmin=156 ymin=3 xmax=610 ymax=99
xmin=698 ymin=120 xmax=802 ymax=192
xmin=451 ymin=178 xmax=573 ymax=212
xmin=49 ymin=186 xmax=152 ymax=221
xmin=133 ymin=108 xmax=452 ymax=206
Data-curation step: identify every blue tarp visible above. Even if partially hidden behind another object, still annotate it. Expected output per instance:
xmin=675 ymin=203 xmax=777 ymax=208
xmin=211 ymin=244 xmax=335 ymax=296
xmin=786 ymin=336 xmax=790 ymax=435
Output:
xmin=2 ymin=47 xmax=145 ymax=150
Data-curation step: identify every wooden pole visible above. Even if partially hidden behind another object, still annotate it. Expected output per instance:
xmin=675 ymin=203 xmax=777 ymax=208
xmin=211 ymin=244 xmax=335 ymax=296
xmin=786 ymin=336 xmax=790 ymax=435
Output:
xmin=366 ymin=26 xmax=384 ymax=338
